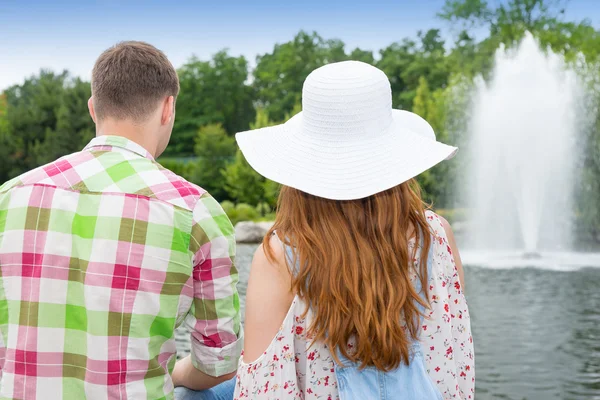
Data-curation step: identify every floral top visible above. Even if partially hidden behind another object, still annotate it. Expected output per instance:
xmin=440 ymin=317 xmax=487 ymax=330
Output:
xmin=234 ymin=212 xmax=474 ymax=399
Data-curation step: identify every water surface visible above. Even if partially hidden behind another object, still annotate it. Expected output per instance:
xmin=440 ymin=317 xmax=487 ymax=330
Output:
xmin=176 ymin=244 xmax=600 ymax=400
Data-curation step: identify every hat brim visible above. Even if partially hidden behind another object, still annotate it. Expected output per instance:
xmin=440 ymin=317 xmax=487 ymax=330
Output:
xmin=235 ymin=109 xmax=458 ymax=200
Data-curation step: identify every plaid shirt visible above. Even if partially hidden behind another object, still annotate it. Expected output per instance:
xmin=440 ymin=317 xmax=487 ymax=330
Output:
xmin=0 ymin=136 xmax=242 ymax=400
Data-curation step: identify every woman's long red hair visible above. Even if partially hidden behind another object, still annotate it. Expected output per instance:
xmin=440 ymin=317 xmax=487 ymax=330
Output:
xmin=264 ymin=179 xmax=432 ymax=371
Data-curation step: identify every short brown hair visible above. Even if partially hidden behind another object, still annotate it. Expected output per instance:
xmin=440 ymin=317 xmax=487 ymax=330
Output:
xmin=91 ymin=41 xmax=179 ymax=121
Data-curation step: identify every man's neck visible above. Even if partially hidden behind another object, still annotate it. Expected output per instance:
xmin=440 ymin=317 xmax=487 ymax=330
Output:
xmin=96 ymin=120 xmax=158 ymax=158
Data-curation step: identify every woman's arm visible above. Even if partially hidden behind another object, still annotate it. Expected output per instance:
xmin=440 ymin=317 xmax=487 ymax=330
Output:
xmin=243 ymin=237 xmax=296 ymax=362
xmin=439 ymin=216 xmax=465 ymax=291
xmin=437 ymin=215 xmax=474 ymax=399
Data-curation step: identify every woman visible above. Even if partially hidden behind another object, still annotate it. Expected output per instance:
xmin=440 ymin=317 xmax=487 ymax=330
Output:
xmin=234 ymin=61 xmax=474 ymax=399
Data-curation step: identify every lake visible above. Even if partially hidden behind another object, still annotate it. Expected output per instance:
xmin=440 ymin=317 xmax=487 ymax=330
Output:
xmin=176 ymin=244 xmax=600 ymax=400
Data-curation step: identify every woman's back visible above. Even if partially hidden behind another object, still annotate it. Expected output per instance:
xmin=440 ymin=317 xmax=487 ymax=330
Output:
xmin=235 ymin=212 xmax=474 ymax=400
xmin=233 ymin=60 xmax=472 ymax=400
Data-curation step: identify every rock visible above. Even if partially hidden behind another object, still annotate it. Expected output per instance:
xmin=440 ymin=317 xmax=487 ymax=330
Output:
xmin=235 ymin=221 xmax=274 ymax=243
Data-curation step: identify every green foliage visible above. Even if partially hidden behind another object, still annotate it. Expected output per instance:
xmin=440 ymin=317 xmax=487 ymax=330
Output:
xmin=376 ymin=29 xmax=449 ymax=110
xmin=36 ymin=78 xmax=95 ymax=165
xmin=349 ymin=48 xmax=375 ymax=64
xmin=440 ymin=0 xmax=600 ymax=68
xmin=412 ymin=77 xmax=456 ymax=207
xmin=255 ymin=202 xmax=272 ymax=216
xmin=283 ymin=102 xmax=302 ymax=122
xmin=221 ymin=201 xmax=276 ymax=226
xmin=169 ymin=51 xmax=255 ymax=156
xmin=439 ymin=0 xmax=566 ymax=33
xmin=250 ymin=108 xmax=278 ymax=130
xmin=222 ymin=108 xmax=282 ymax=208
xmin=220 ymin=200 xmax=235 ymax=215
xmin=2 ymin=71 xmax=94 ymax=179
xmin=223 ymin=150 xmax=271 ymax=206
xmin=191 ymin=123 xmax=236 ymax=200
xmin=263 ymin=179 xmax=281 ymax=208
xmin=158 ymin=158 xmax=195 ymax=182
xmin=253 ymin=31 xmax=326 ymax=121
xmin=223 ymin=202 xmax=259 ymax=226
xmin=0 ymin=94 xmax=13 ymax=182
xmin=1 ymin=1 xmax=599 ymax=231
xmin=253 ymin=31 xmax=373 ymax=121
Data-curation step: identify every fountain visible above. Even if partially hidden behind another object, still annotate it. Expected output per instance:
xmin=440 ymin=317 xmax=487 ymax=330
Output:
xmin=461 ymin=33 xmax=600 ymax=269
xmin=465 ymin=33 xmax=582 ymax=254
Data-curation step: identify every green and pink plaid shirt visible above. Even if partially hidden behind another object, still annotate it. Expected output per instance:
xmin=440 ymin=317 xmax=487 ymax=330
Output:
xmin=0 ymin=136 xmax=242 ymax=400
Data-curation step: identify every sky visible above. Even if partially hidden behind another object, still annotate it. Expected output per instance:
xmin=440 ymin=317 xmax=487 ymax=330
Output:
xmin=1 ymin=0 xmax=599 ymax=91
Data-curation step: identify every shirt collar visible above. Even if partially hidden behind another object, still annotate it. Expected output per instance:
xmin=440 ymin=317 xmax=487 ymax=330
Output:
xmin=84 ymin=135 xmax=155 ymax=161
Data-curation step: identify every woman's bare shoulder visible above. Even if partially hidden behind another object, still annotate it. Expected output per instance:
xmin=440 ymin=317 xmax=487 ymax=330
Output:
xmin=252 ymin=234 xmax=292 ymax=279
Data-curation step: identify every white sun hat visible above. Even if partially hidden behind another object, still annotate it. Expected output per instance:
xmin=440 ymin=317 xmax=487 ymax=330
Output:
xmin=236 ymin=61 xmax=457 ymax=200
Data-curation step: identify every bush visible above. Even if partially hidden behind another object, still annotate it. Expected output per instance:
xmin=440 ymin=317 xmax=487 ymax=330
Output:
xmin=159 ymin=158 xmax=195 ymax=182
xmin=234 ymin=203 xmax=259 ymax=223
xmin=222 ymin=202 xmax=260 ymax=226
xmin=221 ymin=109 xmax=281 ymax=207
xmin=192 ymin=123 xmax=236 ymax=200
xmin=220 ymin=200 xmax=235 ymax=214
xmin=259 ymin=212 xmax=277 ymax=222
xmin=256 ymin=202 xmax=271 ymax=216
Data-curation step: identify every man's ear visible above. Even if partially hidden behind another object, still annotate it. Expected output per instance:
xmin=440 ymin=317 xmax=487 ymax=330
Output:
xmin=161 ymin=96 xmax=175 ymax=125
xmin=88 ymin=97 xmax=97 ymax=123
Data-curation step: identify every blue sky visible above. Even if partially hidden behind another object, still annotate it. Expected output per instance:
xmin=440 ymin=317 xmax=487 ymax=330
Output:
xmin=0 ymin=0 xmax=598 ymax=90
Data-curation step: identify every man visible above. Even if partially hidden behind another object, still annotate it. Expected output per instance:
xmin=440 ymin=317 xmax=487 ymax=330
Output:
xmin=0 ymin=41 xmax=241 ymax=399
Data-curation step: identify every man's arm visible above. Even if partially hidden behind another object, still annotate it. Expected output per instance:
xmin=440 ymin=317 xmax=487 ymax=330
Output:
xmin=172 ymin=355 xmax=236 ymax=390
xmin=172 ymin=193 xmax=242 ymax=390
xmin=0 ymin=329 xmax=4 ymax=381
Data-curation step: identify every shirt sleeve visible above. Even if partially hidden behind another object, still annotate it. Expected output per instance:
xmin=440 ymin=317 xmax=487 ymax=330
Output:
xmin=184 ymin=193 xmax=243 ymax=377
xmin=0 ymin=331 xmax=4 ymax=381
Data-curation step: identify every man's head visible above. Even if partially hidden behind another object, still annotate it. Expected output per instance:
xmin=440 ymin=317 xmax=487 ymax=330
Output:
xmin=89 ymin=41 xmax=179 ymax=157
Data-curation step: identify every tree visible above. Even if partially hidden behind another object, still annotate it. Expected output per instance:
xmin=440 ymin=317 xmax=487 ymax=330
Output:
xmin=253 ymin=31 xmax=356 ymax=122
xmin=283 ymin=102 xmax=302 ymax=122
xmin=412 ymin=77 xmax=453 ymax=207
xmin=439 ymin=0 xmax=600 ymax=65
xmin=222 ymin=108 xmax=282 ymax=207
xmin=170 ymin=51 xmax=255 ymax=156
xmin=191 ymin=123 xmax=236 ymax=201
xmin=349 ymin=48 xmax=375 ymax=64
xmin=251 ymin=107 xmax=277 ymax=131
xmin=36 ymin=78 xmax=94 ymax=165
xmin=0 ymin=93 xmax=13 ymax=183
xmin=439 ymin=0 xmax=566 ymax=34
xmin=445 ymin=30 xmax=500 ymax=79
xmin=1 ymin=5 xmax=598 ymax=229
xmin=222 ymin=150 xmax=268 ymax=206
xmin=377 ymin=29 xmax=450 ymax=110
xmin=4 ymin=71 xmax=71 ymax=176
xmin=253 ymin=31 xmax=326 ymax=122
xmin=0 ymin=72 xmax=96 ymax=180
xmin=325 ymin=39 xmax=348 ymax=63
